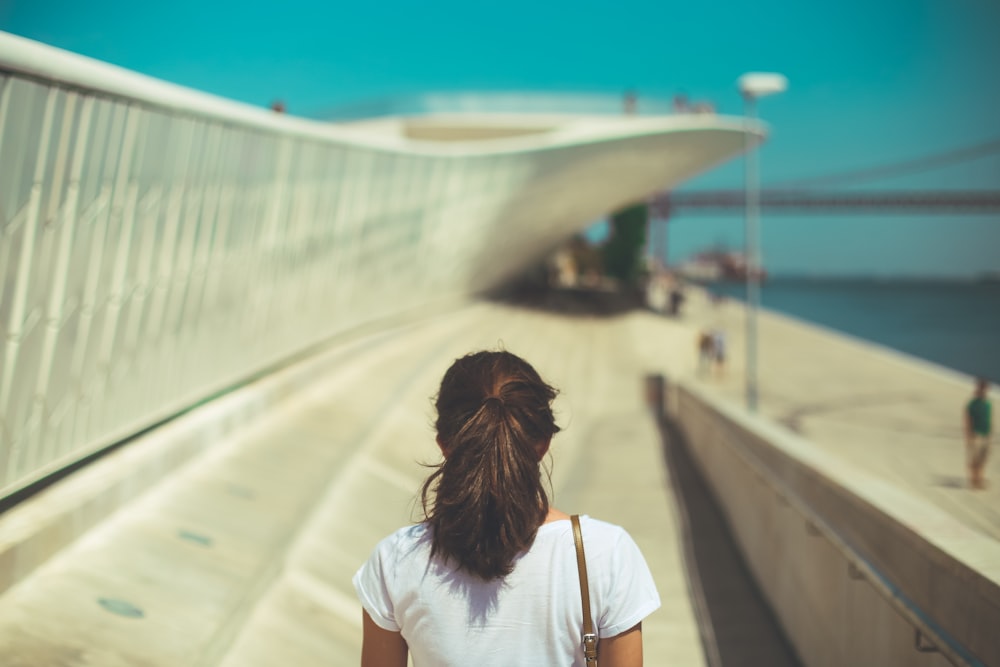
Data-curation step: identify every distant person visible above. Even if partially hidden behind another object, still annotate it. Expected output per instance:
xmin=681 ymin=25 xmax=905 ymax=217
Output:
xmin=711 ymin=329 xmax=727 ymax=378
xmin=965 ymin=378 xmax=992 ymax=489
xmin=623 ymin=89 xmax=638 ymax=115
xmin=645 ymin=274 xmax=668 ymax=313
xmin=354 ymin=350 xmax=660 ymax=666
xmin=697 ymin=330 xmax=714 ymax=376
xmin=270 ymin=100 xmax=286 ymax=113
xmin=668 ymin=285 xmax=685 ymax=316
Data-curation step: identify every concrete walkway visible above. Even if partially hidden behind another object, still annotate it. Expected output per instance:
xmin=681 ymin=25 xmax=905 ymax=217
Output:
xmin=0 ymin=301 xmax=713 ymax=665
xmin=671 ymin=289 xmax=1000 ymax=542
xmin=2 ymin=288 xmax=990 ymax=665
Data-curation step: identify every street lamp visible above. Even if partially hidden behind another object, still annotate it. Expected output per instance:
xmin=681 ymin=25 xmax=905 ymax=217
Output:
xmin=738 ymin=72 xmax=787 ymax=412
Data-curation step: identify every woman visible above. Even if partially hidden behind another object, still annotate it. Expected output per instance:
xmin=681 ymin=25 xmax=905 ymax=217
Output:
xmin=353 ymin=351 xmax=660 ymax=666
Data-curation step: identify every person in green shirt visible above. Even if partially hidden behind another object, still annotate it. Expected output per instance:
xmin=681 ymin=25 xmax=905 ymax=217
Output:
xmin=965 ymin=378 xmax=992 ymax=490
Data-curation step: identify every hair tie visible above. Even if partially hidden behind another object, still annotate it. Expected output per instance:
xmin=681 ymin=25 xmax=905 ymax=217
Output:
xmin=482 ymin=396 xmax=504 ymax=409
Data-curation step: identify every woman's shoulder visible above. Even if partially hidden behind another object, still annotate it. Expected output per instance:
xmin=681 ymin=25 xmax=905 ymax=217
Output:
xmin=540 ymin=514 xmax=633 ymax=546
xmin=372 ymin=522 xmax=432 ymax=558
xmin=537 ymin=515 xmax=649 ymax=579
xmin=578 ymin=515 xmax=637 ymax=550
xmin=578 ymin=515 xmax=629 ymax=534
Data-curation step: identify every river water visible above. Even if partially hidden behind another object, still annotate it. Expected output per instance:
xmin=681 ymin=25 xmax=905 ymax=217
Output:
xmin=705 ymin=278 xmax=1000 ymax=382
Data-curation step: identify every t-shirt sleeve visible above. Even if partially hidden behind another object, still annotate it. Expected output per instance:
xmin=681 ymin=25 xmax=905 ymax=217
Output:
xmin=598 ymin=529 xmax=662 ymax=638
xmin=353 ymin=537 xmax=400 ymax=632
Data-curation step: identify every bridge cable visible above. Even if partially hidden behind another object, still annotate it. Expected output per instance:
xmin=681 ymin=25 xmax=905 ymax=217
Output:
xmin=769 ymin=138 xmax=1000 ymax=189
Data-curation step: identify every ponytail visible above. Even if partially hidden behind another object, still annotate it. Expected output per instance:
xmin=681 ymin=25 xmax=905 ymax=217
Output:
xmin=422 ymin=351 xmax=560 ymax=580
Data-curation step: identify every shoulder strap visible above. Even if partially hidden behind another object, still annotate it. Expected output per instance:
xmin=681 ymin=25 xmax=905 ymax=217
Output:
xmin=571 ymin=515 xmax=599 ymax=665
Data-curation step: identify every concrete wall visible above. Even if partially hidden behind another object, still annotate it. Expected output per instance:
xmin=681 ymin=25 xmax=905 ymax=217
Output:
xmin=668 ymin=381 xmax=1000 ymax=667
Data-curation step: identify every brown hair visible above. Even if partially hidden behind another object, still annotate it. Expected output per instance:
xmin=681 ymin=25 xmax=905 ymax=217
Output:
xmin=421 ymin=350 xmax=561 ymax=580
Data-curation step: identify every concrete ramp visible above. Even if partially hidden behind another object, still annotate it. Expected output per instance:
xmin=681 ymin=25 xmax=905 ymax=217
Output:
xmin=0 ymin=302 xmax=712 ymax=665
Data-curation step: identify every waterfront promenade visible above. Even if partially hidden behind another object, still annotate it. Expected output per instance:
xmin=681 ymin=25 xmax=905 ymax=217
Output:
xmin=676 ymin=289 xmax=1000 ymax=540
xmin=0 ymin=293 xmax=994 ymax=664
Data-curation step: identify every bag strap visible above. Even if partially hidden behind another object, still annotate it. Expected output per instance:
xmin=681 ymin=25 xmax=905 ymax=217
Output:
xmin=571 ymin=515 xmax=598 ymax=665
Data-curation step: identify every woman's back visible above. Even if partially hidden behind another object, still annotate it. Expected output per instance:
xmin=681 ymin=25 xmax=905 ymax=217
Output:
xmin=353 ymin=351 xmax=659 ymax=665
xmin=354 ymin=516 xmax=659 ymax=666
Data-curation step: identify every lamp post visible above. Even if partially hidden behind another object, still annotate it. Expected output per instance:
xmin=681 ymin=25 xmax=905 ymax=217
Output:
xmin=738 ymin=72 xmax=787 ymax=412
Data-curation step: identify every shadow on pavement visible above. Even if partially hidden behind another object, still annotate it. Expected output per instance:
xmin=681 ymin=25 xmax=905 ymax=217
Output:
xmin=931 ymin=474 xmax=967 ymax=489
xmin=646 ymin=374 xmax=803 ymax=667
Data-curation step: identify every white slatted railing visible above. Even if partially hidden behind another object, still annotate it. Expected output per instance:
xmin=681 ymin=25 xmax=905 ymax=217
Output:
xmin=0 ymin=34 xmax=499 ymax=499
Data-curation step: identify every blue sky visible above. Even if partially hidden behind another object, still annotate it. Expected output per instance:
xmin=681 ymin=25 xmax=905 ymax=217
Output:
xmin=3 ymin=0 xmax=999 ymax=276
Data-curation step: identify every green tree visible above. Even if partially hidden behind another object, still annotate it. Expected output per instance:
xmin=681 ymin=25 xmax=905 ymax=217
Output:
xmin=601 ymin=203 xmax=648 ymax=284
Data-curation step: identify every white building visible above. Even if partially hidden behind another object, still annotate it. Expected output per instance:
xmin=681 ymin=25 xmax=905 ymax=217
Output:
xmin=0 ymin=30 xmax=763 ymax=497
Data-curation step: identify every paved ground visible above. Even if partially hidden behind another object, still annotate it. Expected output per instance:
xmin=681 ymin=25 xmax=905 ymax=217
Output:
xmin=0 ymin=300 xmax=716 ymax=665
xmin=672 ymin=288 xmax=1000 ymax=541
xmin=1 ymin=287 xmax=992 ymax=665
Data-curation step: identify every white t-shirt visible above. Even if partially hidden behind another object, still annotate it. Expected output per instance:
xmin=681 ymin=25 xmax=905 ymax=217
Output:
xmin=353 ymin=515 xmax=661 ymax=666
